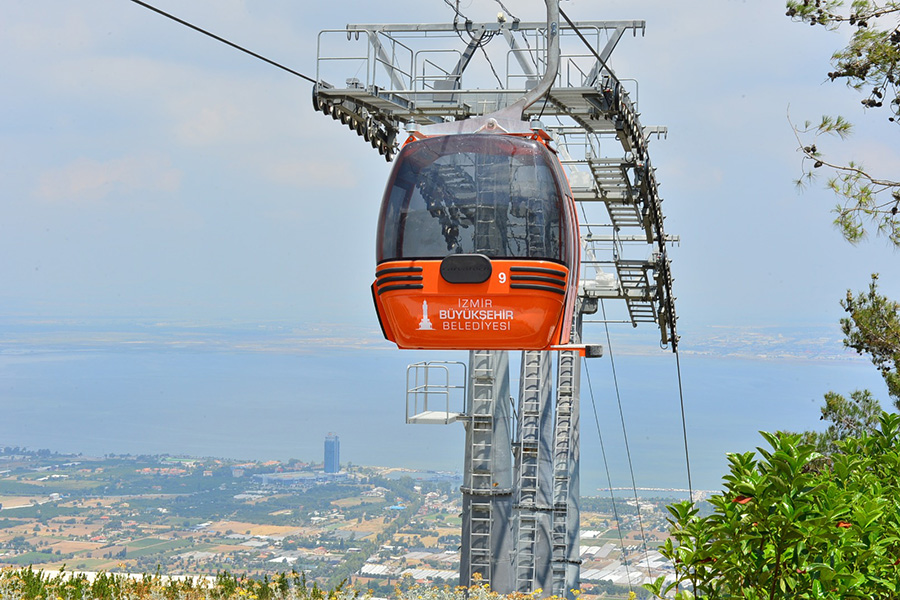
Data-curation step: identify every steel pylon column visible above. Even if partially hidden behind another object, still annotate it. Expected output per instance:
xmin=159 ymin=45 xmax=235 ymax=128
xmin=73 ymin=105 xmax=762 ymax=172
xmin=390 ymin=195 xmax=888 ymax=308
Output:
xmin=460 ymin=350 xmax=514 ymax=590
xmin=552 ymin=349 xmax=581 ymax=597
xmin=513 ymin=350 xmax=555 ymax=593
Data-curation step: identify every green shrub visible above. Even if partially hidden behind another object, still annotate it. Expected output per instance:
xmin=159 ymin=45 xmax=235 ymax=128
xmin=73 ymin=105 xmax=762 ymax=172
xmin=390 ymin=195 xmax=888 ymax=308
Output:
xmin=646 ymin=412 xmax=900 ymax=599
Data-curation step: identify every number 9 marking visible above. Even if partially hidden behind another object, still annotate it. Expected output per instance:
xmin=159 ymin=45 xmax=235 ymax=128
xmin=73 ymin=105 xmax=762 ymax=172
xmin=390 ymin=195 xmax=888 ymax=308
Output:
xmin=498 ymin=272 xmax=507 ymax=284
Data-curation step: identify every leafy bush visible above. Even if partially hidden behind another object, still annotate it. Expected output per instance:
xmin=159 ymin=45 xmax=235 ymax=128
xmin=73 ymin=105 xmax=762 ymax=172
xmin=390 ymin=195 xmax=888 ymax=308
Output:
xmin=646 ymin=412 xmax=900 ymax=599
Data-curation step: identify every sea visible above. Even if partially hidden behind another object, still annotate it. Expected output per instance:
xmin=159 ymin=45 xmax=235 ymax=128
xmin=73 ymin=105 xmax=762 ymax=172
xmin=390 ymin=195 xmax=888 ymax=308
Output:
xmin=0 ymin=332 xmax=889 ymax=497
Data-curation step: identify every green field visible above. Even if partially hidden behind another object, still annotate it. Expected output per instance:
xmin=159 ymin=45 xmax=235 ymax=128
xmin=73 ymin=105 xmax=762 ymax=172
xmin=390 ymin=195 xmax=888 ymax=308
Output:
xmin=1 ymin=551 xmax=59 ymax=566
xmin=129 ymin=537 xmax=169 ymax=549
xmin=126 ymin=539 xmax=192 ymax=559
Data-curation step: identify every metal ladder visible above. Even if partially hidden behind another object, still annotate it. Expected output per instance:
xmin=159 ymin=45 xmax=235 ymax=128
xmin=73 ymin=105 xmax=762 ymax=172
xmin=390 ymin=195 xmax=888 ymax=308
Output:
xmin=467 ymin=350 xmax=496 ymax=585
xmin=474 ymin=157 xmax=504 ymax=255
xmin=505 ymin=174 xmax=549 ymax=257
xmin=614 ymin=260 xmax=658 ymax=325
xmin=525 ymin=190 xmax=548 ymax=258
xmin=514 ymin=350 xmax=546 ymax=592
xmin=551 ymin=350 xmax=578 ymax=595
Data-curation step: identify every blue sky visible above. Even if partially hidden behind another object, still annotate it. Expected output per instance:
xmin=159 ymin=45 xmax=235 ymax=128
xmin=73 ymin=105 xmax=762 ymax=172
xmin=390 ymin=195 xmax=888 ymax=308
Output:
xmin=2 ymin=0 xmax=897 ymax=334
xmin=1 ymin=0 xmax=899 ymax=487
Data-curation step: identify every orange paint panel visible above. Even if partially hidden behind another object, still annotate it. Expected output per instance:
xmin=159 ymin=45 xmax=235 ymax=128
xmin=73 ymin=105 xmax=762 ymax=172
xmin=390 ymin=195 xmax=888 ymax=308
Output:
xmin=374 ymin=259 xmax=570 ymax=350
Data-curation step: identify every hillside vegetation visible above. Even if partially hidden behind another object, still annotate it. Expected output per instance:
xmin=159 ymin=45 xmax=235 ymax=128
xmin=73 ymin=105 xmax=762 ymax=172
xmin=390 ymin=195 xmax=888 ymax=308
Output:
xmin=0 ymin=568 xmax=586 ymax=600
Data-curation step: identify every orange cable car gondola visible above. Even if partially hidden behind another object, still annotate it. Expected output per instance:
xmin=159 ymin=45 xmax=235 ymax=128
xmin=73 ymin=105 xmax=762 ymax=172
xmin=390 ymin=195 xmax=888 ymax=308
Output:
xmin=370 ymin=0 xmax=578 ymax=351
xmin=371 ymin=122 xmax=580 ymax=350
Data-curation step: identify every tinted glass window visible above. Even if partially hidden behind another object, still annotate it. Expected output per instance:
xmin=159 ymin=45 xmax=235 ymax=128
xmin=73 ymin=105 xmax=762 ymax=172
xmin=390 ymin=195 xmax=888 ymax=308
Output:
xmin=378 ymin=134 xmax=565 ymax=261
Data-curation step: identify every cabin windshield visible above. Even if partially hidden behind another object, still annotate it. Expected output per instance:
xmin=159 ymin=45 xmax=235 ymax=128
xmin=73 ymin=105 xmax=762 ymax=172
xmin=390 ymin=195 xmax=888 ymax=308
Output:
xmin=378 ymin=134 xmax=565 ymax=262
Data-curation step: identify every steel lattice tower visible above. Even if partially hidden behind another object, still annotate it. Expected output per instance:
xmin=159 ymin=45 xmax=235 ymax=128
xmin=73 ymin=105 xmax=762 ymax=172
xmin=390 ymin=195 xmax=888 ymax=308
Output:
xmin=315 ymin=3 xmax=678 ymax=595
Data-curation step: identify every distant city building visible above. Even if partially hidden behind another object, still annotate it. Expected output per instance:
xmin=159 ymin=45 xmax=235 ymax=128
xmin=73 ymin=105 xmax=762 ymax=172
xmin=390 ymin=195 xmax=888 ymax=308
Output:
xmin=324 ymin=433 xmax=340 ymax=473
xmin=253 ymin=471 xmax=317 ymax=486
xmin=252 ymin=470 xmax=347 ymax=486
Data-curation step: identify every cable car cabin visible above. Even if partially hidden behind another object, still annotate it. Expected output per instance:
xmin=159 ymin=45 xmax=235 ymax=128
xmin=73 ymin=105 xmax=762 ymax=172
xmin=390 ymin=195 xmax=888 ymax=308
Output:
xmin=372 ymin=131 xmax=580 ymax=350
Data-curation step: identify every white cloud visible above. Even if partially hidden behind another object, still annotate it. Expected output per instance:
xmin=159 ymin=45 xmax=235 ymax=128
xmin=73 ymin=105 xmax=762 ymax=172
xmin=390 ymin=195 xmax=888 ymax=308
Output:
xmin=262 ymin=157 xmax=361 ymax=190
xmin=36 ymin=154 xmax=181 ymax=203
xmin=174 ymin=102 xmax=243 ymax=146
xmin=165 ymin=83 xmax=299 ymax=148
xmin=0 ymin=5 xmax=96 ymax=56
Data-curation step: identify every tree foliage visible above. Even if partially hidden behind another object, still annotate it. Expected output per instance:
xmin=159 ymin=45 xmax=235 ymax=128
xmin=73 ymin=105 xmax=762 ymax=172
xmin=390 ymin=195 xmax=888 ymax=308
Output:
xmin=790 ymin=274 xmax=900 ymax=453
xmin=652 ymin=274 xmax=900 ymax=598
xmin=799 ymin=389 xmax=883 ymax=453
xmin=645 ymin=413 xmax=900 ymax=600
xmin=841 ymin=273 xmax=900 ymax=405
xmin=657 ymin=10 xmax=900 ymax=598
xmin=785 ymin=0 xmax=900 ymax=245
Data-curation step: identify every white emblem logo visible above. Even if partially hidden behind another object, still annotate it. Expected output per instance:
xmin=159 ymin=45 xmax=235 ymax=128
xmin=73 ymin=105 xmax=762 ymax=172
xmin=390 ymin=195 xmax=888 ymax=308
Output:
xmin=417 ymin=300 xmax=434 ymax=331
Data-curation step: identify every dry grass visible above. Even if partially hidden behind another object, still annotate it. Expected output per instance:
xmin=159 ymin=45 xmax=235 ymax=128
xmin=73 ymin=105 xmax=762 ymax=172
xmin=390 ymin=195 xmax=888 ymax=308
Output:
xmin=47 ymin=540 xmax=103 ymax=554
xmin=203 ymin=521 xmax=304 ymax=538
xmin=0 ymin=496 xmax=43 ymax=509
